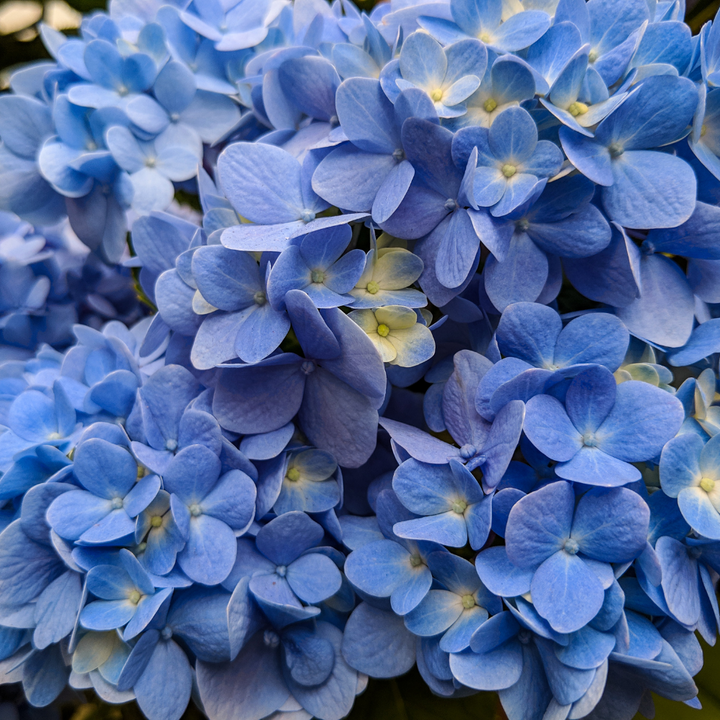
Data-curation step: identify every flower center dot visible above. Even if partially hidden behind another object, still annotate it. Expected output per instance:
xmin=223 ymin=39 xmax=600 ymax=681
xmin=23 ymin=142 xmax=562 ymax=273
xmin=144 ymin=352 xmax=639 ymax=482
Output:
xmin=392 ymin=148 xmax=405 ymax=161
xmin=161 ymin=627 xmax=173 ymax=639
xmin=568 ymin=101 xmax=589 ymax=117
xmin=151 ymin=515 xmax=163 ymax=528
xmin=461 ymin=594 xmax=475 ymax=609
xmin=366 ymin=281 xmax=380 ymax=294
xmin=145 ymin=157 xmax=156 ymax=168
xmin=564 ymin=538 xmax=579 ymax=555
xmin=701 ymin=477 xmax=716 ymax=493
xmin=480 ymin=33 xmax=491 ymax=43
xmin=301 ymin=209 xmax=316 ymax=222
xmin=431 ymin=89 xmax=443 ymax=102
xmin=452 ymin=499 xmax=468 ymax=514
xmin=111 ymin=497 xmax=124 ymax=509
xmin=502 ymin=164 xmax=516 ymax=178
xmin=410 ymin=554 xmax=424 ymax=568
xmin=128 ymin=590 xmax=141 ymax=604
xmin=518 ymin=630 xmax=531 ymax=644
xmin=189 ymin=504 xmax=202 ymax=517
xmin=588 ymin=49 xmax=598 ymax=63
xmin=254 ymin=291 xmax=266 ymax=306
xmin=286 ymin=467 xmax=301 ymax=482
xmin=311 ymin=270 xmax=325 ymax=283
xmin=444 ymin=198 xmax=457 ymax=211
xmin=276 ymin=565 xmax=287 ymax=577
xmin=165 ymin=439 xmax=178 ymax=451
xmin=483 ymin=98 xmax=497 ymax=113
xmin=608 ymin=142 xmax=624 ymax=158
xmin=701 ymin=124 xmax=707 ymax=137
xmin=301 ymin=361 xmax=315 ymax=375
xmin=377 ymin=323 xmax=390 ymax=337
xmin=264 ymin=630 xmax=280 ymax=647
xmin=136 ymin=542 xmax=147 ymax=553
xmin=48 ymin=432 xmax=62 ymax=440
xmin=582 ymin=433 xmax=598 ymax=448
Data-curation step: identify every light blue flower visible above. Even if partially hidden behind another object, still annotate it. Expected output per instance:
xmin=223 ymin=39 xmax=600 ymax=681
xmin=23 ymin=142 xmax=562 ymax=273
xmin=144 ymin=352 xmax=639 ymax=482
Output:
xmin=499 ymin=480 xmax=649 ymax=632
xmin=274 ymin=448 xmax=340 ymax=515
xmin=404 ymin=552 xmax=501 ymax=652
xmin=523 ymin=365 xmax=684 ymax=486
xmin=224 ymin=511 xmax=341 ymax=611
xmin=660 ymin=433 xmax=720 ymax=540
xmin=467 ymin=106 xmax=564 ymax=217
xmin=217 ymin=141 xmax=368 ymax=254
xmin=392 ymin=459 xmax=491 ymax=548
xmin=419 ymin=0 xmax=551 ymax=54
xmin=190 ymin=246 xmax=290 ymax=368
xmin=163 ymin=444 xmax=256 ymax=585
xmin=391 ymin=32 xmax=487 ymax=118
xmin=106 ymin=125 xmax=200 ymax=214
xmin=47 ymin=436 xmax=160 ymax=544
xmin=80 ymin=549 xmax=173 ymax=640
xmin=560 ymin=75 xmax=699 ymax=229
xmin=267 ymin=224 xmax=365 ymax=310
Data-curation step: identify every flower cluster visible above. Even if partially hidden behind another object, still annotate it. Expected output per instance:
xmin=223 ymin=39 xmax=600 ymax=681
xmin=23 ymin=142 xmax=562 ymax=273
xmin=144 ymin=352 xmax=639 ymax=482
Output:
xmin=1 ymin=0 xmax=720 ymax=719
xmin=0 ymin=210 xmax=141 ymax=361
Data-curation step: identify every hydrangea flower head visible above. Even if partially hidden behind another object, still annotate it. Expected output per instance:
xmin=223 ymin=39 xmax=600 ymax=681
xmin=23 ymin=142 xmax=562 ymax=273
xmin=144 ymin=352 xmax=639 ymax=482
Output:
xmin=0 ymin=0 xmax=719 ymax=718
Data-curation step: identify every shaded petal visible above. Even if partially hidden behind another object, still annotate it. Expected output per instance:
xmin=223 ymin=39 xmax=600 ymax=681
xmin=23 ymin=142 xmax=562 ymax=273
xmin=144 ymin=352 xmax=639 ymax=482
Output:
xmin=449 ymin=642 xmax=523 ymax=690
xmin=178 ymin=515 xmax=237 ymax=585
xmin=602 ymin=151 xmax=696 ymax=230
xmin=505 ymin=481 xmax=574 ymax=569
xmin=286 ymin=553 xmax=342 ymax=604
xmin=571 ymin=487 xmax=649 ymax=562
xmin=341 ymin=602 xmax=416 ymax=678
xmin=531 ymin=552 xmax=605 ymax=633
xmin=524 ymin=395 xmax=582 ymax=462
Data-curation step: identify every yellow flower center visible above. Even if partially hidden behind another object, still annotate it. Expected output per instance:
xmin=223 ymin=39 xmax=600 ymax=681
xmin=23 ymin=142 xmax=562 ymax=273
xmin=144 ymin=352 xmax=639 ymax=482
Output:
xmin=128 ymin=591 xmax=141 ymax=604
xmin=431 ymin=89 xmax=443 ymax=102
xmin=483 ymin=98 xmax=498 ymax=113
xmin=462 ymin=594 xmax=476 ymax=609
xmin=502 ymin=164 xmax=517 ymax=178
xmin=150 ymin=515 xmax=163 ymax=528
xmin=377 ymin=324 xmax=390 ymax=337
xmin=366 ymin=281 xmax=380 ymax=294
xmin=568 ymin=101 xmax=589 ymax=117
xmin=452 ymin=499 xmax=468 ymax=514
xmin=701 ymin=477 xmax=716 ymax=493
xmin=286 ymin=467 xmax=301 ymax=482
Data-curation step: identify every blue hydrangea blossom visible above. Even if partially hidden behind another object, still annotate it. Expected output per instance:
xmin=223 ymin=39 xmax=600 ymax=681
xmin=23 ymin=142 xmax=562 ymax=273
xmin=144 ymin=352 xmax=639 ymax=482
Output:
xmin=0 ymin=0 xmax=718 ymax=718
